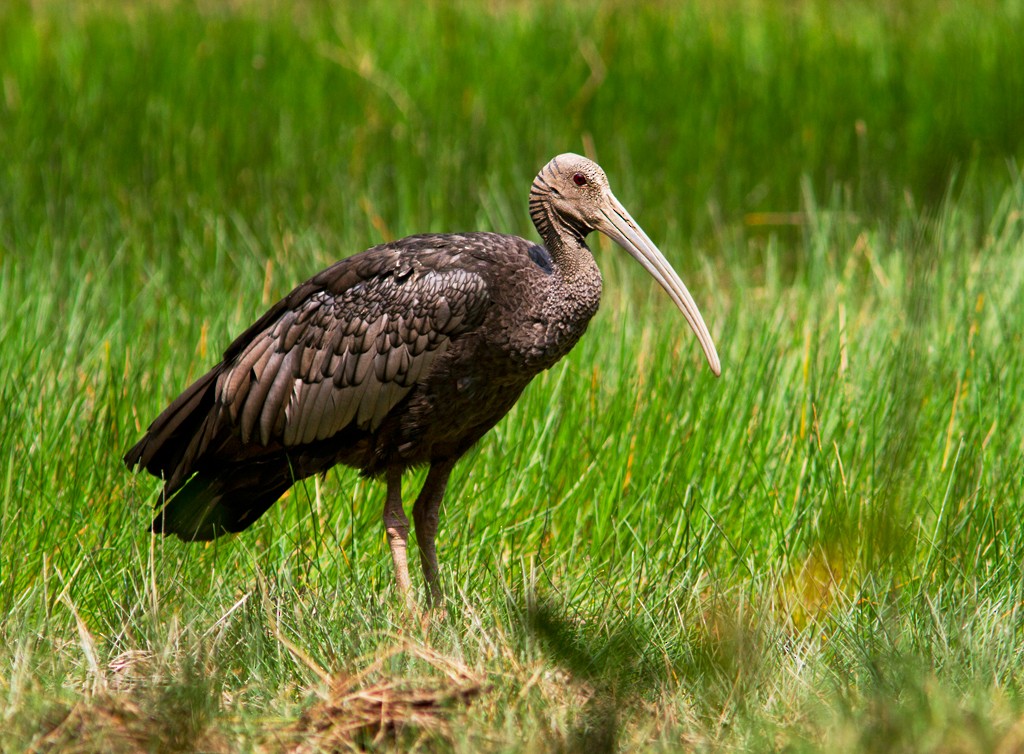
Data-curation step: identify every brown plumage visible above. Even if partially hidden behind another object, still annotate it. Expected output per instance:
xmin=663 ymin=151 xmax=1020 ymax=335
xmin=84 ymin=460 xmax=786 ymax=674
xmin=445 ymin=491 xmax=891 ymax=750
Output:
xmin=124 ymin=153 xmax=721 ymax=602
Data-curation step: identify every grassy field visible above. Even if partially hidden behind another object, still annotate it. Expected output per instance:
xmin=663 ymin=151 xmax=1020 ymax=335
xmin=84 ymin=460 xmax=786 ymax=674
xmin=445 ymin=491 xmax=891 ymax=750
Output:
xmin=2 ymin=0 xmax=1024 ymax=750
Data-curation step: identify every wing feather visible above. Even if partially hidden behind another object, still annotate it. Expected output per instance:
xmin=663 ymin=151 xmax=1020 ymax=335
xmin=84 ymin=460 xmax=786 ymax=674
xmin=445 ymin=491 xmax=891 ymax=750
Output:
xmin=240 ymin=348 xmax=285 ymax=443
xmin=313 ymin=387 xmax=341 ymax=442
xmin=212 ymin=259 xmax=489 ymax=448
xmin=353 ymin=319 xmax=381 ymax=386
xmin=221 ymin=335 xmax=274 ymax=420
xmin=370 ymin=381 xmax=404 ymax=428
xmin=260 ymin=346 xmax=300 ymax=445
xmin=285 ymin=379 xmax=314 ymax=445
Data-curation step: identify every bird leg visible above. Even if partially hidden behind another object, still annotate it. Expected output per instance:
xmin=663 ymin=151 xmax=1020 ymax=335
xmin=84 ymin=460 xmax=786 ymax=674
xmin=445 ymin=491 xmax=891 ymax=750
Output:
xmin=382 ymin=467 xmax=413 ymax=600
xmin=412 ymin=459 xmax=454 ymax=605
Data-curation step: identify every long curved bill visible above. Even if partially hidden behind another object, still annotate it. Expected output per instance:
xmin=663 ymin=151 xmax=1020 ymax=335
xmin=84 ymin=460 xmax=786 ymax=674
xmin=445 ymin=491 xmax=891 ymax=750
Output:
xmin=597 ymin=194 xmax=721 ymax=376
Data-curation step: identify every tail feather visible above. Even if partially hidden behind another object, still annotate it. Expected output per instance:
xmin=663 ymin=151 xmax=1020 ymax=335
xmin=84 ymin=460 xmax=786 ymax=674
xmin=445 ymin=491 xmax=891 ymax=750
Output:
xmin=129 ymin=366 xmax=342 ymax=541
xmin=152 ymin=461 xmax=295 ymax=541
xmin=125 ymin=367 xmax=221 ymax=490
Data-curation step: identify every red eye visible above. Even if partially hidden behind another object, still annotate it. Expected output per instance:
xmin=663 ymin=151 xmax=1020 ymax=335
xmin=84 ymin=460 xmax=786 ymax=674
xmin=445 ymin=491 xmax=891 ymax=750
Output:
xmin=572 ymin=173 xmax=587 ymax=186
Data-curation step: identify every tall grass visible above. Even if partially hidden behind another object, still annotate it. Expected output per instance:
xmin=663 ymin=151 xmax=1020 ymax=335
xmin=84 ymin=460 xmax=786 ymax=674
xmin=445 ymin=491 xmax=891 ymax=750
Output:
xmin=1 ymin=1 xmax=1023 ymax=751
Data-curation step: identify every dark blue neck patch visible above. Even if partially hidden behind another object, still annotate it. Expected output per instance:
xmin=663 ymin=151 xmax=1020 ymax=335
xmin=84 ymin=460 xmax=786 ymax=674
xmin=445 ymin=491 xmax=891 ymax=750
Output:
xmin=527 ymin=244 xmax=554 ymax=274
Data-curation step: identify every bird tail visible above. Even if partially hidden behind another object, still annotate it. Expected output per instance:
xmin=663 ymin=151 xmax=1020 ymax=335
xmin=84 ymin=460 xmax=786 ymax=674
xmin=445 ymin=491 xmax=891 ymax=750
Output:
xmin=151 ymin=460 xmax=295 ymax=541
xmin=124 ymin=366 xmax=222 ymax=493
xmin=129 ymin=366 xmax=305 ymax=541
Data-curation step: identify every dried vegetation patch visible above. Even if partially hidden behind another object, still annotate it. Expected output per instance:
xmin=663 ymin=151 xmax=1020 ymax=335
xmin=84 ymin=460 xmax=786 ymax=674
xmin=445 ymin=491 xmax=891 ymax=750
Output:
xmin=287 ymin=643 xmax=487 ymax=752
xmin=20 ymin=642 xmax=488 ymax=754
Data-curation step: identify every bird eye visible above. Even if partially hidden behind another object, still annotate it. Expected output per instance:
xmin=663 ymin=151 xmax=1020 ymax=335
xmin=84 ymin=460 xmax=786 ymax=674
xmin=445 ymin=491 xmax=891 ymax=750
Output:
xmin=572 ymin=173 xmax=588 ymax=186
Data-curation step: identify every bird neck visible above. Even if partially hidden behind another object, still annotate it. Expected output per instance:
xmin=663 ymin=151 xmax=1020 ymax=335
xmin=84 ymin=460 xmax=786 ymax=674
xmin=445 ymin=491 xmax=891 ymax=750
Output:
xmin=528 ymin=195 xmax=603 ymax=338
xmin=529 ymin=194 xmax=594 ymax=282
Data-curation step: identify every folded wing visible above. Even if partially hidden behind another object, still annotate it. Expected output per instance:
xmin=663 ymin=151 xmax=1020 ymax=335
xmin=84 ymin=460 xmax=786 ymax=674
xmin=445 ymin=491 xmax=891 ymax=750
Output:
xmin=221 ymin=268 xmax=487 ymax=447
xmin=125 ymin=251 xmax=490 ymax=496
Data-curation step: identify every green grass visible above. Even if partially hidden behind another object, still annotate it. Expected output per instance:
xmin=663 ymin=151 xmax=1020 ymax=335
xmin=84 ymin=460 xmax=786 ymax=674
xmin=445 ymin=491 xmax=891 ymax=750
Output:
xmin=2 ymin=0 xmax=1024 ymax=750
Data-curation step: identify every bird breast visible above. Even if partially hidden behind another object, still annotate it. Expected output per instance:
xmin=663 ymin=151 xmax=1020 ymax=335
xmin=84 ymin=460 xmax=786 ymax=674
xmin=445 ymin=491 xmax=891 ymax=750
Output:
xmin=491 ymin=244 xmax=603 ymax=372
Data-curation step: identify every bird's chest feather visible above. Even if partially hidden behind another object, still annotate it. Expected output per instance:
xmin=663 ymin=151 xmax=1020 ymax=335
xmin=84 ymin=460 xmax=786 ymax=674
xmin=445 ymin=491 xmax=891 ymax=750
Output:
xmin=490 ymin=260 xmax=603 ymax=371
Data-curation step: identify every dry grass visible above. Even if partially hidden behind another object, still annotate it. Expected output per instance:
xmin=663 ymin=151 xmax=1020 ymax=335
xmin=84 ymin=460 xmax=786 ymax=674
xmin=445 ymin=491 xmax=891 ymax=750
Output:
xmin=22 ymin=642 xmax=488 ymax=754
xmin=287 ymin=643 xmax=487 ymax=753
xmin=27 ymin=694 xmax=231 ymax=754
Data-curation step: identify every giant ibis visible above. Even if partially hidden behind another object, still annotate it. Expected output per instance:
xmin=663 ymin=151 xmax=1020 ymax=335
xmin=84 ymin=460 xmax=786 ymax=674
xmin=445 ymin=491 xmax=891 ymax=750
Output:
xmin=125 ymin=153 xmax=721 ymax=603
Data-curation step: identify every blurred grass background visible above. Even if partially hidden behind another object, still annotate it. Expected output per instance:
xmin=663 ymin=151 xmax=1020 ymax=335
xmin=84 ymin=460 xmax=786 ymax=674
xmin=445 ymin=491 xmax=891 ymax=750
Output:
xmin=1 ymin=1 xmax=1023 ymax=751
xmin=3 ymin=0 xmax=1022 ymax=243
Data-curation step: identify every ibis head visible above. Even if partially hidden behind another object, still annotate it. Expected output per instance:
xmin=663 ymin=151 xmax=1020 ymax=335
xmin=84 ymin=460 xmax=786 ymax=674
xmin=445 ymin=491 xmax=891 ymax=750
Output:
xmin=531 ymin=153 xmax=721 ymax=376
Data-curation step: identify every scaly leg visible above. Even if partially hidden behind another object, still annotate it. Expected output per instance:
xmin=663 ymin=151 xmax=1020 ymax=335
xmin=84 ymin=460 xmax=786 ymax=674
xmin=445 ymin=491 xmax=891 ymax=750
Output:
xmin=413 ymin=459 xmax=454 ymax=605
xmin=382 ymin=467 xmax=412 ymax=599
